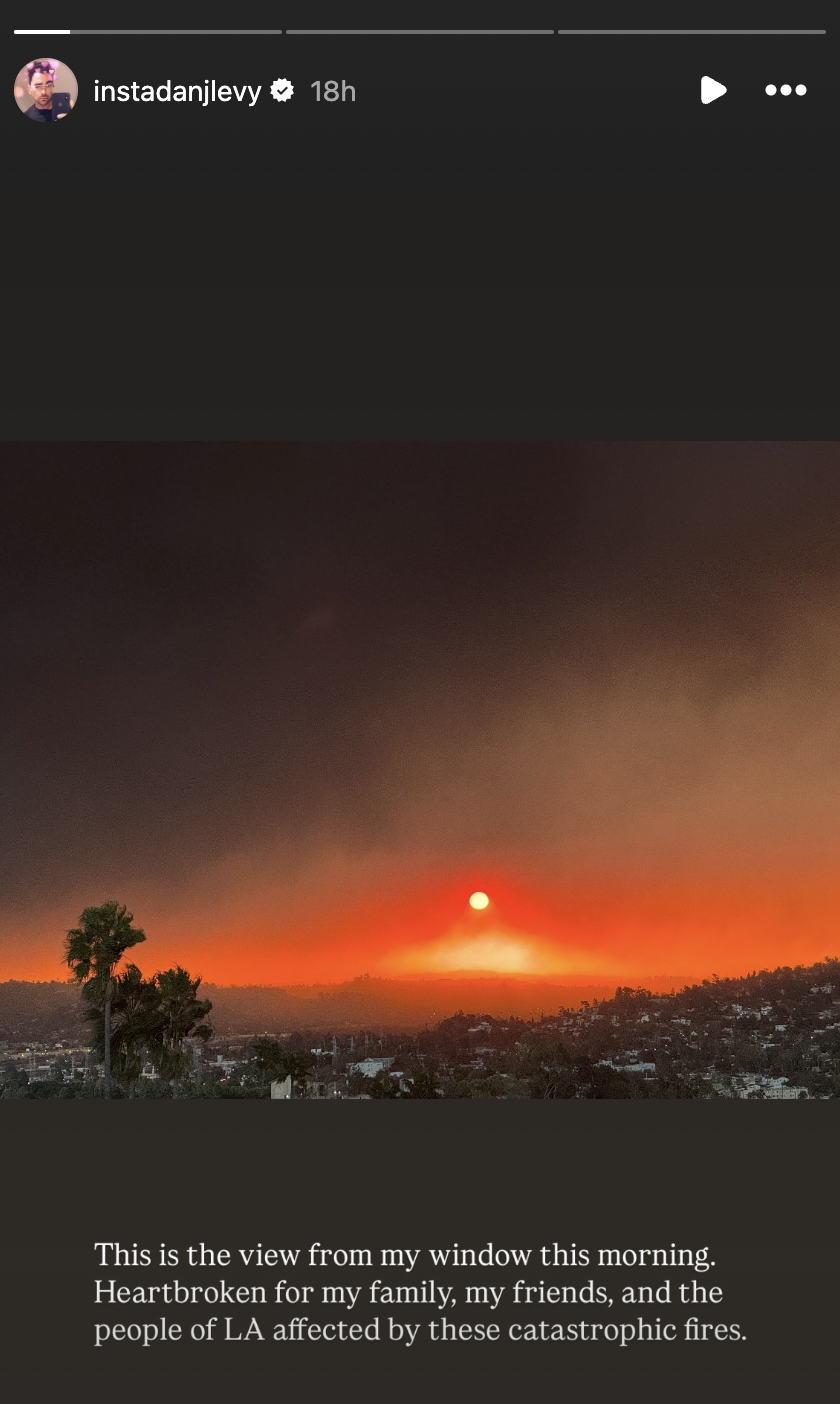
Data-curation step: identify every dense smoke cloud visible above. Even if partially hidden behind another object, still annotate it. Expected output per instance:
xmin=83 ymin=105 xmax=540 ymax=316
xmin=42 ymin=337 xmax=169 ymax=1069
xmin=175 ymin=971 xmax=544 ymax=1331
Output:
xmin=2 ymin=443 xmax=840 ymax=979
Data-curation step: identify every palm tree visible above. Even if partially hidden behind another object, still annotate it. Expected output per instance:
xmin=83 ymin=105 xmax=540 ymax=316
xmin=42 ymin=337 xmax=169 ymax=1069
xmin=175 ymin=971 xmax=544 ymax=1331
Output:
xmin=151 ymin=966 xmax=213 ymax=1089
xmin=84 ymin=964 xmax=162 ymax=1095
xmin=65 ymin=902 xmax=146 ymax=1098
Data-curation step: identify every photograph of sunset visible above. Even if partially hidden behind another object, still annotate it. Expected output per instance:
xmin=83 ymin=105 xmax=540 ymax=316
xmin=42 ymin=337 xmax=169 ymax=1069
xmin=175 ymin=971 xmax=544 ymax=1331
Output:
xmin=2 ymin=443 xmax=839 ymax=1098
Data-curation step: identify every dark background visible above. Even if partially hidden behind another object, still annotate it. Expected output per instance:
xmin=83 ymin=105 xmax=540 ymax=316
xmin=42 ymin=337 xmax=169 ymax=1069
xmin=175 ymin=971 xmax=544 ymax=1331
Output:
xmin=7 ymin=1 xmax=836 ymax=189
xmin=4 ymin=1102 xmax=837 ymax=1403
xmin=3 ymin=2 xmax=837 ymax=435
xmin=4 ymin=286 xmax=837 ymax=438
xmin=5 ymin=1 xmax=838 ymax=289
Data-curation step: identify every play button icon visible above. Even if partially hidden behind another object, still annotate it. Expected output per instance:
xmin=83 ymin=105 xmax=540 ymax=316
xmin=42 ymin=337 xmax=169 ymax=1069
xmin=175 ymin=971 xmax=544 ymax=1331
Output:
xmin=701 ymin=75 xmax=727 ymax=104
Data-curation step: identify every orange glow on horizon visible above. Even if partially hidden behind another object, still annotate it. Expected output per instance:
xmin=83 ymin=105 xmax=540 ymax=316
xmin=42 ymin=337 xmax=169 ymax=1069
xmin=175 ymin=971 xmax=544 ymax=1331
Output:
xmin=3 ymin=865 xmax=840 ymax=988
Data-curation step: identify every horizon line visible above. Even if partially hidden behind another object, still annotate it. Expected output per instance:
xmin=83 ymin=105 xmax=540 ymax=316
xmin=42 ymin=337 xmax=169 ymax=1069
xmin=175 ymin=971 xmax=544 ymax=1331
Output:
xmin=3 ymin=958 xmax=837 ymax=991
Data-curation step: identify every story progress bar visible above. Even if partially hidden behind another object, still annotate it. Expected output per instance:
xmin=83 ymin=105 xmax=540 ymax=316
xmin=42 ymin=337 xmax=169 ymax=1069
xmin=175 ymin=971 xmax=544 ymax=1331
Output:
xmin=13 ymin=29 xmax=830 ymax=38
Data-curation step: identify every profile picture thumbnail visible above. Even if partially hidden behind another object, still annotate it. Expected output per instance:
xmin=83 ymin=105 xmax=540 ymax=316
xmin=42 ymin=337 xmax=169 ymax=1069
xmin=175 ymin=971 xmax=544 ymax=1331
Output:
xmin=14 ymin=58 xmax=78 ymax=122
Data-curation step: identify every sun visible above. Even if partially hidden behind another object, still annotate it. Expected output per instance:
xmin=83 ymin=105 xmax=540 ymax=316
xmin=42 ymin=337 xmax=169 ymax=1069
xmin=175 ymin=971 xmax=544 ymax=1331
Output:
xmin=469 ymin=891 xmax=490 ymax=910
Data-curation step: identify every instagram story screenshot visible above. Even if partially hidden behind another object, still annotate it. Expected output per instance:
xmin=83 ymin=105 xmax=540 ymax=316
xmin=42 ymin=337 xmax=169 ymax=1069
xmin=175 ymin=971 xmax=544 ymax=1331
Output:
xmin=1 ymin=6 xmax=838 ymax=1404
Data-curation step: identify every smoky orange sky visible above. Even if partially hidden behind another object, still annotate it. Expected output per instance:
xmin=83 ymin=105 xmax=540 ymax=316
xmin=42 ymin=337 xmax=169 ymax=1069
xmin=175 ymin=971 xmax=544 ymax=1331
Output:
xmin=2 ymin=442 xmax=840 ymax=987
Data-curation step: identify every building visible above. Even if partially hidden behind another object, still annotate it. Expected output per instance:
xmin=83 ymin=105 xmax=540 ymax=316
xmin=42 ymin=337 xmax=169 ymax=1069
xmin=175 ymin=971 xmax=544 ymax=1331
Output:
xmin=348 ymin=1056 xmax=394 ymax=1079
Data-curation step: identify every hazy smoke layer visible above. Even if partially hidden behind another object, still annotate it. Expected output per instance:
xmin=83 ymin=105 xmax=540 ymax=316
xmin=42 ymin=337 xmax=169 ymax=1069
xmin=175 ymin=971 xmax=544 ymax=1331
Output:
xmin=2 ymin=442 xmax=840 ymax=979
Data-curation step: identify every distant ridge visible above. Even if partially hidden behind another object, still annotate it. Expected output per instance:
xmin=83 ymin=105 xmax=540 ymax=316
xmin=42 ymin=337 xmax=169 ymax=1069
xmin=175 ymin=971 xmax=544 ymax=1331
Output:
xmin=0 ymin=964 xmax=835 ymax=1038
xmin=203 ymin=977 xmax=616 ymax=1033
xmin=0 ymin=972 xmax=693 ymax=1038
